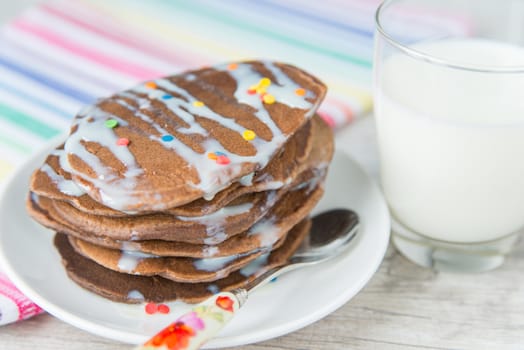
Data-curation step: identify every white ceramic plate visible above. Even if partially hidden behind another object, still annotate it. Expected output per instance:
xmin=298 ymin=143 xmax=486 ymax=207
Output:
xmin=0 ymin=141 xmax=390 ymax=348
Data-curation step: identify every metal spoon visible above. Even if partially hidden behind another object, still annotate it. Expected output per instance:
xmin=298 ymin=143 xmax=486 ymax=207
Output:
xmin=137 ymin=209 xmax=359 ymax=350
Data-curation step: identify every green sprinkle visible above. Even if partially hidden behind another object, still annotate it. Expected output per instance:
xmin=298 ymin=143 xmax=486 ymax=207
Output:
xmin=105 ymin=119 xmax=118 ymax=128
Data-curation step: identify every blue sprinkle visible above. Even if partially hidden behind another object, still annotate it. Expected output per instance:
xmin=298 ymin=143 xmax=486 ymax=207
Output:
xmin=270 ymin=277 xmax=278 ymax=283
xmin=215 ymin=151 xmax=226 ymax=156
xmin=162 ymin=94 xmax=173 ymax=99
xmin=161 ymin=134 xmax=174 ymax=142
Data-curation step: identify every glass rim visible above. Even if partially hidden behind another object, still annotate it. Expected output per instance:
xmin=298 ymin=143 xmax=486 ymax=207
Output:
xmin=375 ymin=0 xmax=524 ymax=74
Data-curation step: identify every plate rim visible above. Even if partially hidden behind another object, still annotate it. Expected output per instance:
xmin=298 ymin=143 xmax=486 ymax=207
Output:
xmin=0 ymin=141 xmax=391 ymax=348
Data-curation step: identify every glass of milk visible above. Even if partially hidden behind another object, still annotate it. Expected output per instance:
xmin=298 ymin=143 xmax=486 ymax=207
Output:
xmin=374 ymin=0 xmax=524 ymax=272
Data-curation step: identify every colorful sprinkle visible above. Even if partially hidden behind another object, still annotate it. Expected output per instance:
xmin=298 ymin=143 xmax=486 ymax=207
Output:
xmin=262 ymin=94 xmax=275 ymax=104
xmin=161 ymin=134 xmax=174 ymax=142
xmin=193 ymin=100 xmax=204 ymax=107
xmin=162 ymin=94 xmax=173 ymax=99
xmin=216 ymin=155 xmax=230 ymax=165
xmin=105 ymin=119 xmax=118 ymax=128
xmin=295 ymin=88 xmax=306 ymax=96
xmin=259 ymin=77 xmax=271 ymax=87
xmin=242 ymin=129 xmax=256 ymax=141
xmin=157 ymin=304 xmax=170 ymax=314
xmin=145 ymin=303 xmax=158 ymax=315
xmin=207 ymin=152 xmax=218 ymax=160
xmin=117 ymin=138 xmax=129 ymax=146
xmin=247 ymin=88 xmax=257 ymax=95
xmin=227 ymin=63 xmax=238 ymax=70
xmin=255 ymin=86 xmax=267 ymax=94
xmin=145 ymin=81 xmax=157 ymax=89
xmin=214 ymin=151 xmax=226 ymax=156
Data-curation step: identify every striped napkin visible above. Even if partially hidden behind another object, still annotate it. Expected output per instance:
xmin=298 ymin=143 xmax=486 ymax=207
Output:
xmin=0 ymin=0 xmax=380 ymax=326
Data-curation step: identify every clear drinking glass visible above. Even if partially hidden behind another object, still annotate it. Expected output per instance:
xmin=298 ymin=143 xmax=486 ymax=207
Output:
xmin=373 ymin=0 xmax=524 ymax=272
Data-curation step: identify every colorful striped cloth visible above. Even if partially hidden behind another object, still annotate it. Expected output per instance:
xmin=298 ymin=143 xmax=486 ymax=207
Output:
xmin=0 ymin=0 xmax=382 ymax=177
xmin=0 ymin=0 xmax=380 ymax=326
xmin=0 ymin=0 xmax=470 ymax=326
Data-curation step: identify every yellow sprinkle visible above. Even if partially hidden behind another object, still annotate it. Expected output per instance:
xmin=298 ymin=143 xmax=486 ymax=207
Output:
xmin=256 ymin=86 xmax=267 ymax=94
xmin=295 ymin=88 xmax=306 ymax=96
xmin=193 ymin=101 xmax=205 ymax=107
xmin=259 ymin=77 xmax=271 ymax=87
xmin=263 ymin=94 xmax=275 ymax=104
xmin=207 ymin=152 xmax=217 ymax=160
xmin=242 ymin=129 xmax=256 ymax=141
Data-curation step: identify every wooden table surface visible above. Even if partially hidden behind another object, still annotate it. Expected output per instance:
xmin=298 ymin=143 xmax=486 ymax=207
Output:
xmin=2 ymin=118 xmax=524 ymax=349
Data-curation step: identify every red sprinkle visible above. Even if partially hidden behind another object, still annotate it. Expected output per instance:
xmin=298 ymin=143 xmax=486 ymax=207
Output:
xmin=145 ymin=303 xmax=158 ymax=314
xmin=216 ymin=155 xmax=230 ymax=165
xmin=157 ymin=304 xmax=170 ymax=314
xmin=117 ymin=138 xmax=129 ymax=146
xmin=247 ymin=88 xmax=257 ymax=95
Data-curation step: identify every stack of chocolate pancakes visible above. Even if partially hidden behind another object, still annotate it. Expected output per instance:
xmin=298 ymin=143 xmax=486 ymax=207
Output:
xmin=27 ymin=61 xmax=334 ymax=304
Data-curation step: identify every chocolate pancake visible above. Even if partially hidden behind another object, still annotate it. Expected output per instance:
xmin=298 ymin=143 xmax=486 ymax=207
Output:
xmin=28 ymin=176 xmax=325 ymax=246
xmin=69 ymin=236 xmax=266 ymax=283
xmin=30 ymin=113 xmax=323 ymax=218
xmin=46 ymin=61 xmax=325 ymax=212
xmin=65 ymin=182 xmax=325 ymax=282
xmin=54 ymin=218 xmax=311 ymax=304
xmin=27 ymin=60 xmax=333 ymax=305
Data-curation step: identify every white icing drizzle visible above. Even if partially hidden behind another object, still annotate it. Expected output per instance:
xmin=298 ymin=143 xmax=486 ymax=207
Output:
xmin=40 ymin=163 xmax=85 ymax=197
xmin=240 ymin=253 xmax=270 ymax=277
xmin=177 ymin=202 xmax=253 ymax=236
xmin=30 ymin=192 xmax=40 ymax=205
xmin=193 ymin=255 xmax=238 ymax=272
xmin=202 ymin=246 xmax=219 ymax=258
xmin=120 ymin=241 xmax=140 ymax=252
xmin=127 ymin=290 xmax=145 ymax=301
xmin=207 ymin=284 xmax=220 ymax=294
xmin=59 ymin=106 xmax=144 ymax=210
xmin=248 ymin=216 xmax=281 ymax=248
xmin=146 ymin=79 xmax=247 ymax=135
xmin=57 ymin=61 xmax=316 ymax=211
xmin=239 ymin=172 xmax=255 ymax=186
xmin=203 ymin=231 xmax=228 ymax=245
xmin=117 ymin=250 xmax=158 ymax=273
xmin=262 ymin=61 xmax=318 ymax=111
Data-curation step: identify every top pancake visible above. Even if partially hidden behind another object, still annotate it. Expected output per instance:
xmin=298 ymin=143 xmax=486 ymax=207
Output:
xmin=48 ymin=61 xmax=326 ymax=212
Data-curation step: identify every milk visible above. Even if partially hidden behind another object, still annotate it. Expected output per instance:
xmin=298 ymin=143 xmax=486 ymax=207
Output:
xmin=375 ymin=38 xmax=524 ymax=243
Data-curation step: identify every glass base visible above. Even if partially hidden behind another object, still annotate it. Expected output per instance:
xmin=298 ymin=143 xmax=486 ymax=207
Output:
xmin=391 ymin=218 xmax=521 ymax=272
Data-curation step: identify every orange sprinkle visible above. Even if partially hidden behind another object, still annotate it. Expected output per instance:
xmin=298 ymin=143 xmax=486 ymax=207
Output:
xmin=295 ymin=88 xmax=306 ymax=96
xmin=262 ymin=94 xmax=275 ymax=104
xmin=145 ymin=81 xmax=157 ymax=89
xmin=207 ymin=152 xmax=218 ymax=160
xmin=227 ymin=63 xmax=238 ymax=70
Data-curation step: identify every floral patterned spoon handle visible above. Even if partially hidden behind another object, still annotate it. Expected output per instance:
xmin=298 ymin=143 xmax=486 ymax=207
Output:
xmin=137 ymin=291 xmax=242 ymax=350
